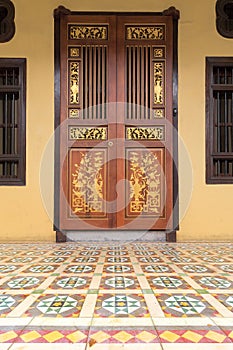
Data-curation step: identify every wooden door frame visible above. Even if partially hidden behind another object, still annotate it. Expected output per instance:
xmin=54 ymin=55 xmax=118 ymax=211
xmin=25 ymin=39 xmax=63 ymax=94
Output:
xmin=53 ymin=6 xmax=180 ymax=242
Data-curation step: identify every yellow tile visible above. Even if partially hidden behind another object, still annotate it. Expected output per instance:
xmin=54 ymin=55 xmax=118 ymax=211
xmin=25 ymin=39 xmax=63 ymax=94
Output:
xmin=91 ymin=331 xmax=111 ymax=342
xmin=43 ymin=330 xmax=64 ymax=342
xmin=136 ymin=330 xmax=157 ymax=342
xmin=182 ymin=331 xmax=203 ymax=343
xmin=112 ymin=330 xmax=134 ymax=342
xmin=66 ymin=330 xmax=87 ymax=342
xmin=205 ymin=330 xmax=226 ymax=343
xmin=0 ymin=331 xmax=18 ymax=342
xmin=228 ymin=331 xmax=233 ymax=339
xmin=20 ymin=331 xmax=41 ymax=342
xmin=159 ymin=331 xmax=180 ymax=342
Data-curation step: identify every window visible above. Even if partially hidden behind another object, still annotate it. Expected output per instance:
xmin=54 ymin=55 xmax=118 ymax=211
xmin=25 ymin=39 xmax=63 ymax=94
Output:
xmin=206 ymin=57 xmax=233 ymax=184
xmin=0 ymin=58 xmax=26 ymax=185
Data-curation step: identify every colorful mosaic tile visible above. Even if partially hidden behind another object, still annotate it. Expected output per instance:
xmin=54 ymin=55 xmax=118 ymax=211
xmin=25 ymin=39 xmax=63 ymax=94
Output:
xmin=49 ymin=276 xmax=91 ymax=289
xmin=140 ymin=264 xmax=174 ymax=273
xmin=1 ymin=276 xmax=44 ymax=289
xmin=94 ymin=293 xmax=150 ymax=317
xmin=100 ymin=276 xmax=140 ymax=290
xmin=63 ymin=264 xmax=96 ymax=274
xmin=193 ymin=276 xmax=233 ymax=289
xmin=155 ymin=293 xmax=221 ymax=317
xmin=23 ymin=294 xmax=86 ymax=317
xmin=147 ymin=276 xmax=190 ymax=289
xmin=103 ymin=264 xmax=133 ymax=274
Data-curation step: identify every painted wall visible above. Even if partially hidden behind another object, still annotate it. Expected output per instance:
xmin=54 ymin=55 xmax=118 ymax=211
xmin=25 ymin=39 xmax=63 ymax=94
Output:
xmin=0 ymin=0 xmax=232 ymax=241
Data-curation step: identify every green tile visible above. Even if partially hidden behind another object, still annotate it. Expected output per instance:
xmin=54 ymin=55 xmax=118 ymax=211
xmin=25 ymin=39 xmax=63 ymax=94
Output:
xmin=32 ymin=289 xmax=45 ymax=294
xmin=195 ymin=289 xmax=209 ymax=294
xmin=178 ymin=273 xmax=187 ymax=277
xmin=51 ymin=273 xmax=60 ymax=276
xmin=94 ymin=273 xmax=102 ymax=276
xmin=141 ymin=289 xmax=153 ymax=294
xmin=136 ymin=273 xmax=144 ymax=276
xmin=87 ymin=289 xmax=99 ymax=294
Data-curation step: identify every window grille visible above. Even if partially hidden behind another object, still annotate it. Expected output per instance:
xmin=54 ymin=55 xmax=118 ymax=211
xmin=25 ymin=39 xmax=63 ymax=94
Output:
xmin=0 ymin=58 xmax=26 ymax=185
xmin=206 ymin=57 xmax=233 ymax=183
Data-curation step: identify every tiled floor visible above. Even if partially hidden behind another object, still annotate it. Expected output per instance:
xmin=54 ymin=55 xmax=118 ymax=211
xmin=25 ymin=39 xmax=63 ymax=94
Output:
xmin=0 ymin=241 xmax=233 ymax=349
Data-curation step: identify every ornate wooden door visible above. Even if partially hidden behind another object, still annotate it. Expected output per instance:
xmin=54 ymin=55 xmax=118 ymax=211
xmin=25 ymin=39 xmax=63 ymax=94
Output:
xmin=54 ymin=8 xmax=179 ymax=235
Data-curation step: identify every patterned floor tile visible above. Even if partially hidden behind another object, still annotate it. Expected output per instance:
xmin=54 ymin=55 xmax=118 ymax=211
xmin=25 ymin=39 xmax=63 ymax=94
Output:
xmin=100 ymin=275 xmax=140 ymax=290
xmin=177 ymin=264 xmax=216 ymax=274
xmin=63 ymin=264 xmax=96 ymax=274
xmin=146 ymin=276 xmax=191 ymax=290
xmin=156 ymin=327 xmax=232 ymax=343
xmin=94 ymin=293 xmax=150 ymax=318
xmin=23 ymin=294 xmax=86 ymax=317
xmin=213 ymin=294 xmax=233 ymax=312
xmin=105 ymin=256 xmax=131 ymax=263
xmin=0 ymin=276 xmax=45 ymax=290
xmin=88 ymin=327 xmax=159 ymax=344
xmin=191 ymin=276 xmax=233 ymax=289
xmin=155 ymin=293 xmax=221 ymax=317
xmin=0 ymin=295 xmax=26 ymax=317
xmin=49 ymin=276 xmax=92 ymax=290
xmin=103 ymin=264 xmax=134 ymax=274
xmin=140 ymin=264 xmax=175 ymax=274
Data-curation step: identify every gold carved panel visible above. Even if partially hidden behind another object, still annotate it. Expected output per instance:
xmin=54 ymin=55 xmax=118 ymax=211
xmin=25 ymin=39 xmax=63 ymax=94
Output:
xmin=69 ymin=47 xmax=81 ymax=58
xmin=70 ymin=150 xmax=106 ymax=216
xmin=69 ymin=62 xmax=80 ymax=104
xmin=126 ymin=127 xmax=164 ymax=140
xmin=153 ymin=109 xmax=165 ymax=118
xmin=153 ymin=47 xmax=165 ymax=59
xmin=69 ymin=109 xmax=80 ymax=119
xmin=69 ymin=25 xmax=108 ymax=40
xmin=126 ymin=149 xmax=163 ymax=216
xmin=126 ymin=25 xmax=165 ymax=40
xmin=154 ymin=62 xmax=164 ymax=105
xmin=69 ymin=127 xmax=107 ymax=140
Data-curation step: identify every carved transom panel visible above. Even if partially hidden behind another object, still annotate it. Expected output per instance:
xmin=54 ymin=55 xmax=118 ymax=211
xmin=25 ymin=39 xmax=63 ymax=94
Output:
xmin=126 ymin=25 xmax=165 ymax=40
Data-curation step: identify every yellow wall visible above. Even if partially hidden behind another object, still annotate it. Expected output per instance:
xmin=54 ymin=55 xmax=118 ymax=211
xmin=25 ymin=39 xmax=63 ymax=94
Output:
xmin=0 ymin=0 xmax=232 ymax=241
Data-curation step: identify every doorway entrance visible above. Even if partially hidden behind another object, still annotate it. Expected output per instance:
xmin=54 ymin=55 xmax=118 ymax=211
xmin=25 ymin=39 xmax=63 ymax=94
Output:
xmin=54 ymin=7 xmax=179 ymax=241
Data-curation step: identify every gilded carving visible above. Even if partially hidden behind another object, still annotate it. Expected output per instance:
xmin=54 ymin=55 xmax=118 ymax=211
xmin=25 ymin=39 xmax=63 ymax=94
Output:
xmin=69 ymin=25 xmax=108 ymax=40
xmin=127 ymin=150 xmax=161 ymax=215
xmin=126 ymin=127 xmax=164 ymax=140
xmin=71 ymin=151 xmax=105 ymax=214
xmin=69 ymin=47 xmax=81 ymax=58
xmin=154 ymin=62 xmax=163 ymax=105
xmin=153 ymin=47 xmax=164 ymax=58
xmin=69 ymin=109 xmax=80 ymax=119
xmin=69 ymin=127 xmax=107 ymax=140
xmin=70 ymin=62 xmax=79 ymax=104
xmin=126 ymin=26 xmax=164 ymax=40
xmin=153 ymin=109 xmax=164 ymax=118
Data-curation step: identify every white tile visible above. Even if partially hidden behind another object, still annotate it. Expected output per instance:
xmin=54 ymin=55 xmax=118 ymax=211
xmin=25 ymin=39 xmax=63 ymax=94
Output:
xmin=91 ymin=317 xmax=154 ymax=327
xmin=86 ymin=345 xmax=162 ymax=350
xmin=162 ymin=345 xmax=233 ymax=350
xmin=152 ymin=317 xmax=215 ymax=326
xmin=9 ymin=345 xmax=86 ymax=350
xmin=29 ymin=316 xmax=92 ymax=327
xmin=0 ymin=345 xmax=11 ymax=350
xmin=211 ymin=317 xmax=233 ymax=327
xmin=0 ymin=317 xmax=32 ymax=326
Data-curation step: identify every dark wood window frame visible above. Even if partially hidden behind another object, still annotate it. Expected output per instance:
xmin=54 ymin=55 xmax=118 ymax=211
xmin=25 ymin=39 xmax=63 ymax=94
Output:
xmin=0 ymin=58 xmax=26 ymax=185
xmin=206 ymin=56 xmax=233 ymax=184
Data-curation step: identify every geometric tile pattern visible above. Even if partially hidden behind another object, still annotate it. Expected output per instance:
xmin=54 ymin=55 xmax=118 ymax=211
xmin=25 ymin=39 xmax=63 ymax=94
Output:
xmin=0 ymin=241 xmax=233 ymax=347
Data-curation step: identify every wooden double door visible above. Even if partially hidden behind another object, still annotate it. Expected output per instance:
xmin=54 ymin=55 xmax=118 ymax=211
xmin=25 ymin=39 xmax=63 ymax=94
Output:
xmin=54 ymin=8 xmax=179 ymax=234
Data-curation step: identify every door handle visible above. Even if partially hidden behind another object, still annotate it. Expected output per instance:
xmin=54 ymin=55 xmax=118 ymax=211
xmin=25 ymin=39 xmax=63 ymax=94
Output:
xmin=108 ymin=141 xmax=113 ymax=147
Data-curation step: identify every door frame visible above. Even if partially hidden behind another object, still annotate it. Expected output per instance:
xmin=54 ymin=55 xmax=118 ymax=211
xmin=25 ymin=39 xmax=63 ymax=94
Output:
xmin=53 ymin=6 xmax=180 ymax=242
